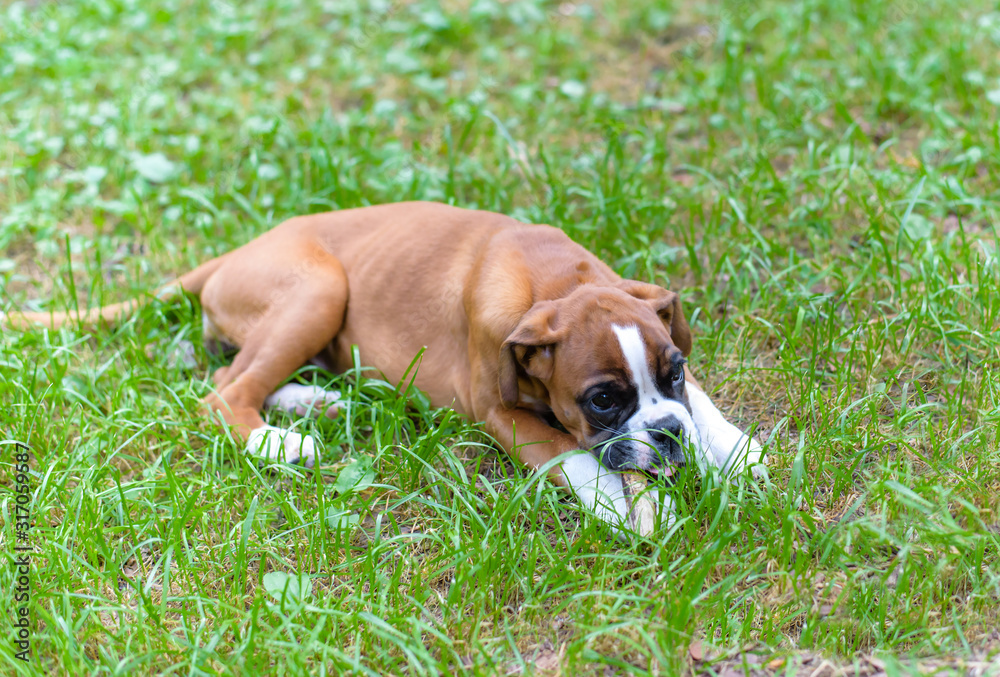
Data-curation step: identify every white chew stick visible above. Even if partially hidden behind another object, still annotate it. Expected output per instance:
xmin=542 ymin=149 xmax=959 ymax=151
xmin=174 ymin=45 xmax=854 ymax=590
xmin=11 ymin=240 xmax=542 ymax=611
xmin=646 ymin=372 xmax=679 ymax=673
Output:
xmin=620 ymin=473 xmax=656 ymax=536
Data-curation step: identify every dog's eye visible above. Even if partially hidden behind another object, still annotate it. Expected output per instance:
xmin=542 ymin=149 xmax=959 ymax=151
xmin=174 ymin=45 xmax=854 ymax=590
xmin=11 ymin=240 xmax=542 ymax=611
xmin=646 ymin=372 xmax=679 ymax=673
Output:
xmin=671 ymin=363 xmax=685 ymax=386
xmin=590 ymin=392 xmax=615 ymax=411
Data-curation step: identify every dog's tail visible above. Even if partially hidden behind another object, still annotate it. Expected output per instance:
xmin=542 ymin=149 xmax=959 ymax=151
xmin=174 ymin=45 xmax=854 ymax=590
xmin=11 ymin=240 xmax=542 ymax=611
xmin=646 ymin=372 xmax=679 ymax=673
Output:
xmin=1 ymin=255 xmax=227 ymax=331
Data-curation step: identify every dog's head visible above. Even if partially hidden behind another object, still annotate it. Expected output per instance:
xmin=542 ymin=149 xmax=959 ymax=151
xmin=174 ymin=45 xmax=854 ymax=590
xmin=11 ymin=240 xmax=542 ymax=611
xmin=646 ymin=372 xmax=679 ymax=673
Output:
xmin=498 ymin=281 xmax=696 ymax=478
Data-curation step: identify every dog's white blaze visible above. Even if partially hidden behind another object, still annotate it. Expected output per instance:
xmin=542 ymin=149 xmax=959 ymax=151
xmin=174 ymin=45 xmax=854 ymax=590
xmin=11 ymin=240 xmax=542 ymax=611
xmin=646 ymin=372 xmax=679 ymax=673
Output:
xmin=612 ymin=325 xmax=696 ymax=463
xmin=613 ymin=324 xmax=659 ymax=409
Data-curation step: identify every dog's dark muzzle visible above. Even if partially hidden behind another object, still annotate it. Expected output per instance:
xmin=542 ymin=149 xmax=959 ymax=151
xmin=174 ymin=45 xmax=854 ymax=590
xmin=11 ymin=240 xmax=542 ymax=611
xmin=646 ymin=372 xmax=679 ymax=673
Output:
xmin=645 ymin=417 xmax=687 ymax=480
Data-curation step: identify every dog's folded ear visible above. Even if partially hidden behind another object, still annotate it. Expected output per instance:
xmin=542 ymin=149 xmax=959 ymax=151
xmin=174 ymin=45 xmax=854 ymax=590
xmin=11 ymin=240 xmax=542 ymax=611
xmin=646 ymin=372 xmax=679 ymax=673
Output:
xmin=498 ymin=302 xmax=561 ymax=409
xmin=619 ymin=281 xmax=693 ymax=356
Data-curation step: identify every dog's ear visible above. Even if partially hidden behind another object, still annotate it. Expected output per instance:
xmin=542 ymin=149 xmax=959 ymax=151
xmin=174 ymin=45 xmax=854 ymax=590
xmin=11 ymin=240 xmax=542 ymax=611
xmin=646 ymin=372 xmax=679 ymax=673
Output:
xmin=498 ymin=302 xmax=561 ymax=409
xmin=620 ymin=281 xmax=693 ymax=356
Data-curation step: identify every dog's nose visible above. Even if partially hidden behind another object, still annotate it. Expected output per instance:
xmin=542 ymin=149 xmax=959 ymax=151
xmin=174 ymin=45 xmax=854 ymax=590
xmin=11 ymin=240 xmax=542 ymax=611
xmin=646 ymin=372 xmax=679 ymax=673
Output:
xmin=649 ymin=419 xmax=683 ymax=446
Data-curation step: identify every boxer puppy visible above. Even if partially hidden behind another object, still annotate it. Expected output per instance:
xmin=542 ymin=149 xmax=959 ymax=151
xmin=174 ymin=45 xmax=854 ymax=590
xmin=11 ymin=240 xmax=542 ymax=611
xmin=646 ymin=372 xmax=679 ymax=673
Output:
xmin=3 ymin=202 xmax=766 ymax=532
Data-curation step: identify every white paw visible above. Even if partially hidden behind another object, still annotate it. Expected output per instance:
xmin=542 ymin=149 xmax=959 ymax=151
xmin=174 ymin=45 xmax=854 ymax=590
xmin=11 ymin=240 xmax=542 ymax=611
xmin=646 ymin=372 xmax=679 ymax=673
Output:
xmin=749 ymin=446 xmax=770 ymax=482
xmin=722 ymin=436 xmax=768 ymax=481
xmin=561 ymin=451 xmax=629 ymax=526
xmin=686 ymin=386 xmax=768 ymax=481
xmin=245 ymin=425 xmax=320 ymax=468
xmin=264 ymin=384 xmax=343 ymax=419
xmin=560 ymin=451 xmax=676 ymax=536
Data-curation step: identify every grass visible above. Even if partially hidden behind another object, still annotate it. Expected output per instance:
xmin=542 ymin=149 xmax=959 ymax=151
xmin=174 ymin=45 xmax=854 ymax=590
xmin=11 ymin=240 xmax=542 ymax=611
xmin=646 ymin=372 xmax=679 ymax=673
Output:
xmin=2 ymin=0 xmax=1000 ymax=673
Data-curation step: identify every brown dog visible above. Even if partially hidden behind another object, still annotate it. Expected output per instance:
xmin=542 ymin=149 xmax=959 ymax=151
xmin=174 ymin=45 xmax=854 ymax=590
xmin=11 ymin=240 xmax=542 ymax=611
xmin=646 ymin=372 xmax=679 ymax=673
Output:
xmin=4 ymin=202 xmax=765 ymax=531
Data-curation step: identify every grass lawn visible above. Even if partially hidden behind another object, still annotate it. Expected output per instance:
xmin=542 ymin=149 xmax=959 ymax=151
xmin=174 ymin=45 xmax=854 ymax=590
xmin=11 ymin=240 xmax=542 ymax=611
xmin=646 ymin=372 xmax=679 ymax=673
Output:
xmin=2 ymin=0 xmax=1000 ymax=673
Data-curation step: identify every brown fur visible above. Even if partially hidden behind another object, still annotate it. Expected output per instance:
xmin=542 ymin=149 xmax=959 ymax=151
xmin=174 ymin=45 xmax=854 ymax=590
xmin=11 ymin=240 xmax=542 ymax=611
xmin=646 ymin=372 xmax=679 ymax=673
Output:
xmin=3 ymin=202 xmax=698 ymax=486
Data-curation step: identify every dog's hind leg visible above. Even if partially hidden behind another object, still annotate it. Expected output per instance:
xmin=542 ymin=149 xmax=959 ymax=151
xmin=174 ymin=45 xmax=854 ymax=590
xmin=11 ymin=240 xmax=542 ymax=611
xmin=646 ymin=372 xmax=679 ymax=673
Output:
xmin=264 ymin=383 xmax=343 ymax=419
xmin=199 ymin=242 xmax=349 ymax=468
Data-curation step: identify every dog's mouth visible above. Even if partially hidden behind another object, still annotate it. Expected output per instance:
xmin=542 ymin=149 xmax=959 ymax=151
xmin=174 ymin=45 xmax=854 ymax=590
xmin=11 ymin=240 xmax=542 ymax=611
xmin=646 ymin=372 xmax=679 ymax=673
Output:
xmin=616 ymin=463 xmax=677 ymax=484
xmin=596 ymin=433 xmax=686 ymax=480
xmin=645 ymin=464 xmax=676 ymax=480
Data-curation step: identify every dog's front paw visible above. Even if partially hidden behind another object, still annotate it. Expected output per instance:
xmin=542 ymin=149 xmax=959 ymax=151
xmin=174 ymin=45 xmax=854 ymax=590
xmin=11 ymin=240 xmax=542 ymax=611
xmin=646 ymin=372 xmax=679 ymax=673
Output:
xmin=560 ymin=451 xmax=676 ymax=537
xmin=726 ymin=437 xmax=768 ymax=482
xmin=246 ymin=425 xmax=320 ymax=468
xmin=749 ymin=453 xmax=770 ymax=482
xmin=561 ymin=451 xmax=627 ymax=520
